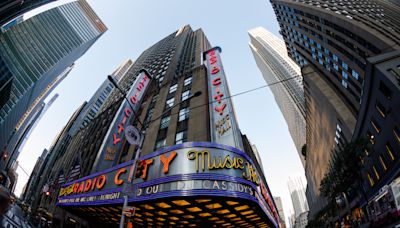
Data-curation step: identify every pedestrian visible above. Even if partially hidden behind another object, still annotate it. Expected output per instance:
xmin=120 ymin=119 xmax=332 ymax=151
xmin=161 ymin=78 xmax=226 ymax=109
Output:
xmin=0 ymin=185 xmax=11 ymax=225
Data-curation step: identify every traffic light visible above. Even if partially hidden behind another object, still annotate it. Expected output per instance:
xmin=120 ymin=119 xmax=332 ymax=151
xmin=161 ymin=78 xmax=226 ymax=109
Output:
xmin=2 ymin=152 xmax=8 ymax=160
xmin=45 ymin=191 xmax=50 ymax=196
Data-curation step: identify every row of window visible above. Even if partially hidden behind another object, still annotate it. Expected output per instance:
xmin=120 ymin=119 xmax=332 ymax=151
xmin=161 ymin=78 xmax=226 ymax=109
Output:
xmin=362 ymin=78 xmax=398 ymax=187
xmin=155 ymin=130 xmax=188 ymax=150
xmin=168 ymin=76 xmax=192 ymax=93
xmin=366 ymin=141 xmax=397 ymax=187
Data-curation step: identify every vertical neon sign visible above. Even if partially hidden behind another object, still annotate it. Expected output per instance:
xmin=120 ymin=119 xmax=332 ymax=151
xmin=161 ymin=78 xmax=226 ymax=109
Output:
xmin=204 ymin=47 xmax=243 ymax=151
xmin=93 ymin=70 xmax=151 ymax=172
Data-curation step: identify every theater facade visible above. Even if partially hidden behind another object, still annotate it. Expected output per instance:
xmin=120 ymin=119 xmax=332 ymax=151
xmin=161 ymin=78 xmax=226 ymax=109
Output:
xmin=58 ymin=142 xmax=279 ymax=227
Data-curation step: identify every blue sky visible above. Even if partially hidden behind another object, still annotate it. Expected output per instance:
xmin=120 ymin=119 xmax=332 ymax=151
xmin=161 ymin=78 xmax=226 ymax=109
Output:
xmin=15 ymin=0 xmax=305 ymax=224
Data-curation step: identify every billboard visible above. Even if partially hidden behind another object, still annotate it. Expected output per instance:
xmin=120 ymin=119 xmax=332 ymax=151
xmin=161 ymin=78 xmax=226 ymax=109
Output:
xmin=203 ymin=47 xmax=244 ymax=151
xmin=57 ymin=142 xmax=279 ymax=226
xmin=92 ymin=70 xmax=151 ymax=172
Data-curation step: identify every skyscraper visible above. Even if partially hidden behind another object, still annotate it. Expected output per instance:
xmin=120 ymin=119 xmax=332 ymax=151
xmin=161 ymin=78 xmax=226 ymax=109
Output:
xmin=271 ymin=0 xmax=400 ymax=113
xmin=270 ymin=0 xmax=400 ymax=218
xmin=288 ymin=176 xmax=308 ymax=218
xmin=0 ymin=0 xmax=56 ymax=26
xmin=34 ymin=25 xmax=281 ymax=227
xmin=0 ymin=0 xmax=106 ymax=176
xmin=353 ymin=51 xmax=400 ymax=202
xmin=79 ymin=60 xmax=133 ymax=129
xmin=249 ymin=27 xmax=306 ymax=165
xmin=273 ymin=196 xmax=286 ymax=228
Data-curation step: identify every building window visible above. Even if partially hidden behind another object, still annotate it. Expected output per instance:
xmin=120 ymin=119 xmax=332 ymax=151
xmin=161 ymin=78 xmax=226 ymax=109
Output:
xmin=394 ymin=126 xmax=400 ymax=144
xmin=160 ymin=116 xmax=170 ymax=129
xmin=184 ymin=77 xmax=192 ymax=86
xmin=155 ymin=138 xmax=166 ymax=150
xmin=375 ymin=102 xmax=386 ymax=118
xmin=371 ymin=118 xmax=381 ymax=133
xmin=342 ymin=62 xmax=348 ymax=70
xmin=367 ymin=131 xmax=375 ymax=144
xmin=342 ymin=71 xmax=348 ymax=80
xmin=352 ymin=70 xmax=359 ymax=80
xmin=334 ymin=63 xmax=339 ymax=71
xmin=178 ymin=108 xmax=189 ymax=122
xmin=367 ymin=173 xmax=374 ymax=186
xmin=379 ymin=156 xmax=387 ymax=171
xmin=166 ymin=98 xmax=174 ymax=108
xmin=181 ymin=90 xmax=190 ymax=101
xmin=386 ymin=143 xmax=395 ymax=161
xmin=333 ymin=54 xmax=338 ymax=62
xmin=175 ymin=131 xmax=187 ymax=144
xmin=341 ymin=80 xmax=348 ymax=88
xmin=373 ymin=166 xmax=380 ymax=180
xmin=169 ymin=84 xmax=178 ymax=93
xmin=151 ymin=94 xmax=158 ymax=104
xmin=379 ymin=81 xmax=392 ymax=99
xmin=144 ymin=108 xmax=154 ymax=124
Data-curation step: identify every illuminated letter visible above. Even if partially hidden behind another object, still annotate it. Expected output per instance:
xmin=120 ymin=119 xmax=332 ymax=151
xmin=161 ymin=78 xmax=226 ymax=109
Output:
xmin=130 ymin=95 xmax=137 ymax=104
xmin=114 ymin=168 xmax=127 ymax=186
xmin=113 ymin=134 xmax=121 ymax=145
xmin=91 ymin=177 xmax=97 ymax=191
xmin=140 ymin=159 xmax=154 ymax=180
xmin=160 ymin=151 xmax=177 ymax=174
xmin=242 ymin=163 xmax=260 ymax=185
xmin=214 ymin=104 xmax=226 ymax=115
xmin=96 ymin=175 xmax=106 ymax=189
xmin=212 ymin=78 xmax=221 ymax=86
xmin=222 ymin=155 xmax=233 ymax=169
xmin=209 ymin=156 xmax=223 ymax=170
xmin=84 ymin=179 xmax=92 ymax=192
xmin=187 ymin=150 xmax=209 ymax=172
xmin=211 ymin=66 xmax=220 ymax=75
xmin=117 ymin=124 xmax=124 ymax=134
xmin=73 ymin=183 xmax=79 ymax=193
xmin=214 ymin=93 xmax=224 ymax=103
xmin=77 ymin=182 xmax=85 ymax=193
xmin=124 ymin=108 xmax=132 ymax=117
xmin=210 ymin=56 xmax=218 ymax=64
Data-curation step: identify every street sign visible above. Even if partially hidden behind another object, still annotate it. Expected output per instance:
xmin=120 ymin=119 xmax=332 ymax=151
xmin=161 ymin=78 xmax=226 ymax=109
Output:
xmin=125 ymin=125 xmax=141 ymax=145
xmin=122 ymin=206 xmax=135 ymax=217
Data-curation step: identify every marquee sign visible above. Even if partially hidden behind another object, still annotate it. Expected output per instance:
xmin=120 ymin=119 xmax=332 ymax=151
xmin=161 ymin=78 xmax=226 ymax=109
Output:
xmin=204 ymin=47 xmax=243 ymax=151
xmin=57 ymin=142 xmax=279 ymax=226
xmin=92 ymin=70 xmax=151 ymax=172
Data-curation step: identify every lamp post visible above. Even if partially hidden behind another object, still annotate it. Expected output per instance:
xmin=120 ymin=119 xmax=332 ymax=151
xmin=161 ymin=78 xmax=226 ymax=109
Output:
xmin=108 ymin=74 xmax=202 ymax=228
xmin=107 ymin=75 xmax=145 ymax=128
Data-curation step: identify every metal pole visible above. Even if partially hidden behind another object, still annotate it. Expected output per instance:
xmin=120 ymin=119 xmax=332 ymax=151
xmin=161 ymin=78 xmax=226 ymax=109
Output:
xmin=107 ymin=75 xmax=145 ymax=128
xmin=116 ymin=75 xmax=201 ymax=227
xmin=119 ymin=195 xmax=128 ymax=228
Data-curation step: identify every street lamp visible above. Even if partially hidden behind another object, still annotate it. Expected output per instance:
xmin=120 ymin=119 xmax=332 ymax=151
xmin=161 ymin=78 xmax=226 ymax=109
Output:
xmin=110 ymin=73 xmax=202 ymax=228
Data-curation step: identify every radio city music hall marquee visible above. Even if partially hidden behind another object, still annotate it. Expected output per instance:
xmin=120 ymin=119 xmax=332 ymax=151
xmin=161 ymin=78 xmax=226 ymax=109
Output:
xmin=59 ymin=143 xmax=271 ymax=208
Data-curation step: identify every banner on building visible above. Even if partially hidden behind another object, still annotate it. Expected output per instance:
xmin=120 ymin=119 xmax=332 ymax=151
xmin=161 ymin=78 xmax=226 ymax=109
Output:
xmin=92 ymin=70 xmax=151 ymax=172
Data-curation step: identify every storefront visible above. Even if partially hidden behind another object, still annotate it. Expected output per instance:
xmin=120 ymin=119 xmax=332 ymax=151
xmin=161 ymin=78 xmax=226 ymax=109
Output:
xmin=57 ymin=142 xmax=279 ymax=227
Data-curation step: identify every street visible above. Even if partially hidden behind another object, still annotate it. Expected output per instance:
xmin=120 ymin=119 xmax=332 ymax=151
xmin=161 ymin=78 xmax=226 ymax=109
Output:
xmin=2 ymin=204 xmax=31 ymax=228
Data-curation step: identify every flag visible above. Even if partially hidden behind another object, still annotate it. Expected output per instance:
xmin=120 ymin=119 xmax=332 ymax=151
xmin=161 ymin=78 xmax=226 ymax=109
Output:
xmin=42 ymin=184 xmax=49 ymax=193
xmin=57 ymin=169 xmax=65 ymax=184
xmin=67 ymin=156 xmax=81 ymax=182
